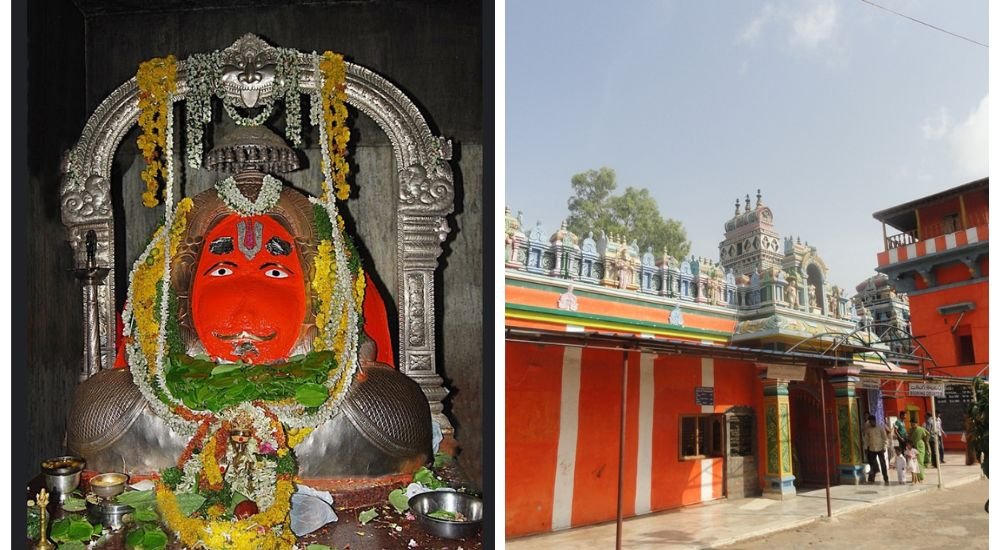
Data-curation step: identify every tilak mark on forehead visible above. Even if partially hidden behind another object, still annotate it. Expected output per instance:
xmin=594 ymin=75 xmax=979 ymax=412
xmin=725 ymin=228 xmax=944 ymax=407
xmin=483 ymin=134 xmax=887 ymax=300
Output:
xmin=236 ymin=220 xmax=264 ymax=261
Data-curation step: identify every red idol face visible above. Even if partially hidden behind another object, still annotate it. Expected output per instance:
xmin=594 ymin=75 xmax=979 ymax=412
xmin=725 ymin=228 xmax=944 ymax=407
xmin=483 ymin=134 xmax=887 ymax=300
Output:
xmin=191 ymin=215 xmax=307 ymax=363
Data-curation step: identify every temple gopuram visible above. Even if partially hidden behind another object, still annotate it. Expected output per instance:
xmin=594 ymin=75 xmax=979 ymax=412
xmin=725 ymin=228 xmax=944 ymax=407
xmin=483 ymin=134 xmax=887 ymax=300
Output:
xmin=504 ymin=191 xmax=908 ymax=538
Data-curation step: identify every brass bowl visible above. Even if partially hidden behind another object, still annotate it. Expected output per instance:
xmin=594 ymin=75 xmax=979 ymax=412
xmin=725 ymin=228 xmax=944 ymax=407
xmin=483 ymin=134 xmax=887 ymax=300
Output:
xmin=408 ymin=491 xmax=483 ymax=540
xmin=90 ymin=472 xmax=128 ymax=500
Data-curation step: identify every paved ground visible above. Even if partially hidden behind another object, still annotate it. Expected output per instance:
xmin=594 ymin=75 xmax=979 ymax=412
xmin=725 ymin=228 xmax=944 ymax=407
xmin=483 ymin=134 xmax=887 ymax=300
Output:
xmin=720 ymin=478 xmax=988 ymax=549
xmin=505 ymin=453 xmax=985 ymax=549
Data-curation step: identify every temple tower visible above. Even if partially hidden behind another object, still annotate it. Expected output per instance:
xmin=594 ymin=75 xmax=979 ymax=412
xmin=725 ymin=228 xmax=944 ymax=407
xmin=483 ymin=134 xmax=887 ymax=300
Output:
xmin=719 ymin=190 xmax=783 ymax=276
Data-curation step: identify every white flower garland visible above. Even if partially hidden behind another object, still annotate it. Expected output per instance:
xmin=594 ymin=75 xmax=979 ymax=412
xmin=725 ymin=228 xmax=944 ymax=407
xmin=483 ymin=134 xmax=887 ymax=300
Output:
xmin=215 ymin=174 xmax=283 ymax=216
xmin=155 ymin=97 xmax=176 ymax=390
xmin=223 ymin=101 xmax=276 ymax=127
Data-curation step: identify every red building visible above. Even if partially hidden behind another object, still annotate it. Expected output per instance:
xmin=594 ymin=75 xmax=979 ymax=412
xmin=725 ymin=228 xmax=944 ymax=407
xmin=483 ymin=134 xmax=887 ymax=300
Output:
xmin=872 ymin=177 xmax=989 ymax=449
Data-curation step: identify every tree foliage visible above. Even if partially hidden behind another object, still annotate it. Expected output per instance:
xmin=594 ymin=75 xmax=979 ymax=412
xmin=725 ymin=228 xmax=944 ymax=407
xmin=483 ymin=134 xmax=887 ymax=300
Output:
xmin=566 ymin=167 xmax=690 ymax=259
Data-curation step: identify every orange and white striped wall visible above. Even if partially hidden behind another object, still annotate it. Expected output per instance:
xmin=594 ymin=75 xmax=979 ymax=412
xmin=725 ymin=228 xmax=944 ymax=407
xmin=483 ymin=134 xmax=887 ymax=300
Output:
xmin=505 ymin=340 xmax=764 ymax=538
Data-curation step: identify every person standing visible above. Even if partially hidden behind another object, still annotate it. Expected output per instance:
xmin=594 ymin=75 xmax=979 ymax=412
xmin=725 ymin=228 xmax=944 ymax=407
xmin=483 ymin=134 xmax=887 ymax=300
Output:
xmin=893 ymin=446 xmax=908 ymax=484
xmin=910 ymin=420 xmax=929 ymax=481
xmin=924 ymin=412 xmax=939 ymax=468
xmin=863 ymin=414 xmax=890 ymax=485
xmin=893 ymin=412 xmax=908 ymax=446
xmin=936 ymin=411 xmax=947 ymax=464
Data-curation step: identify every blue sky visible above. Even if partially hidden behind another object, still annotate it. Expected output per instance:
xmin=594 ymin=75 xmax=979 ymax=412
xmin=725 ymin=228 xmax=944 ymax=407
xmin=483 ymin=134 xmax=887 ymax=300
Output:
xmin=504 ymin=0 xmax=988 ymax=292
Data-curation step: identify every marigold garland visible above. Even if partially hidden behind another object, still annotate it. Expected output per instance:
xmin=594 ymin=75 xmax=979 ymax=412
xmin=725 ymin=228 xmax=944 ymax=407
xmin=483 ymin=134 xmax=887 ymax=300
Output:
xmin=318 ymin=52 xmax=351 ymax=202
xmin=136 ymin=55 xmax=178 ymax=208
xmin=156 ymin=479 xmax=296 ymax=550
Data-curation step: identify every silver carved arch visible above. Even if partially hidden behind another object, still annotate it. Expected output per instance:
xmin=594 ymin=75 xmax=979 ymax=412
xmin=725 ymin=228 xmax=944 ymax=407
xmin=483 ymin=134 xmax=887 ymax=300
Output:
xmin=59 ymin=34 xmax=455 ymax=431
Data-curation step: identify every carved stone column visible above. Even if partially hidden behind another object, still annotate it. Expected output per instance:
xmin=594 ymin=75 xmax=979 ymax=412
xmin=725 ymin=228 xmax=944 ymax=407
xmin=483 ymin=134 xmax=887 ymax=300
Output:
xmin=830 ymin=374 xmax=864 ymax=485
xmin=761 ymin=377 xmax=796 ymax=499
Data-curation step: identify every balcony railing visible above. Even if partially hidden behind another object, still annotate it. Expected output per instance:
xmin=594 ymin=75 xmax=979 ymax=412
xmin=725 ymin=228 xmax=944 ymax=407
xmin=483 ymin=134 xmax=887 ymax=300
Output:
xmin=885 ymin=230 xmax=917 ymax=250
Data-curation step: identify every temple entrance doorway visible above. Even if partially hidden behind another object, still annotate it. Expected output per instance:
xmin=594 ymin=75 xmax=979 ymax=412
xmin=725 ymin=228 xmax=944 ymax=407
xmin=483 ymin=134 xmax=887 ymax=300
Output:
xmin=789 ymin=383 xmax=838 ymax=488
xmin=723 ymin=406 xmax=759 ymax=498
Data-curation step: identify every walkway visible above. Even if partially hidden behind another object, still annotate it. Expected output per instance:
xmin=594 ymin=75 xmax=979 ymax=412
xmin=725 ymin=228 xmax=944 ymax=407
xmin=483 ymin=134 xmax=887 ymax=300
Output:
xmin=505 ymin=453 xmax=984 ymax=549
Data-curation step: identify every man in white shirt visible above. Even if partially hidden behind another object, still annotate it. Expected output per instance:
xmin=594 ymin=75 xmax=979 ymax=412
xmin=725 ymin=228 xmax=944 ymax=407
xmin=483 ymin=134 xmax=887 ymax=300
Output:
xmin=936 ymin=412 xmax=947 ymax=464
xmin=863 ymin=414 xmax=889 ymax=485
xmin=925 ymin=412 xmax=939 ymax=467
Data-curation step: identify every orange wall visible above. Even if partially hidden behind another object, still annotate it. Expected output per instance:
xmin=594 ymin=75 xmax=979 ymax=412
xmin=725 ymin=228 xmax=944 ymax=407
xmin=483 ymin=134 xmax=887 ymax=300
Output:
xmin=505 ymin=342 xmax=566 ymax=535
xmin=506 ymin=340 xmax=764 ymax=538
xmin=908 ymin=279 xmax=988 ymax=374
xmin=917 ymin=197 xmax=962 ymax=239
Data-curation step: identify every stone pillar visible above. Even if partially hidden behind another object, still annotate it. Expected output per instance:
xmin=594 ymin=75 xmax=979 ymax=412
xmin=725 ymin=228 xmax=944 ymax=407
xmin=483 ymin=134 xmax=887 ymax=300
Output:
xmin=830 ymin=375 xmax=864 ymax=485
xmin=761 ymin=378 xmax=796 ymax=499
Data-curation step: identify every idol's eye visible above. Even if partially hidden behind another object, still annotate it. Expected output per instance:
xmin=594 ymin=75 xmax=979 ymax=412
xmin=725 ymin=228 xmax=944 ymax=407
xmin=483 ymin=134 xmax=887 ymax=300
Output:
xmin=264 ymin=268 xmax=290 ymax=279
xmin=210 ymin=266 xmax=234 ymax=277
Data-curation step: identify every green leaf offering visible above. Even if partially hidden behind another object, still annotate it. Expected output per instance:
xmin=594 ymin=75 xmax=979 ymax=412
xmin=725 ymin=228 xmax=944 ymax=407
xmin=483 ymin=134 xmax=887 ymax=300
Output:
xmin=413 ymin=467 xmax=446 ymax=489
xmin=433 ymin=452 xmax=453 ymax=469
xmin=125 ymin=527 xmax=146 ymax=548
xmin=142 ymin=527 xmax=169 ymax=549
xmin=358 ymin=507 xmax=378 ymax=525
xmin=116 ymin=490 xmax=156 ymax=508
xmin=61 ymin=496 xmax=88 ymax=512
xmin=57 ymin=541 xmax=88 ymax=550
xmin=427 ymin=510 xmax=459 ymax=520
xmin=210 ymin=363 xmax=243 ymax=377
xmin=67 ymin=518 xmax=95 ymax=541
xmin=295 ymin=382 xmax=330 ymax=407
xmin=134 ymin=507 xmax=159 ymax=523
xmin=50 ymin=518 xmax=71 ymax=541
xmin=388 ymin=488 xmax=410 ymax=513
xmin=305 ymin=545 xmax=334 ymax=550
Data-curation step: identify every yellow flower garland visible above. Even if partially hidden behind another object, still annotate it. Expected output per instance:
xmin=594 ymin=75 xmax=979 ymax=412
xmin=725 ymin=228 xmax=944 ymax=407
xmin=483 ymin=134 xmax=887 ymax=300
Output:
xmin=318 ymin=52 xmax=350 ymax=202
xmin=286 ymin=427 xmax=313 ymax=448
xmin=130 ymin=198 xmax=194 ymax=367
xmin=156 ymin=480 xmax=296 ymax=550
xmin=311 ymin=239 xmax=335 ymax=350
xmin=136 ymin=55 xmax=178 ymax=208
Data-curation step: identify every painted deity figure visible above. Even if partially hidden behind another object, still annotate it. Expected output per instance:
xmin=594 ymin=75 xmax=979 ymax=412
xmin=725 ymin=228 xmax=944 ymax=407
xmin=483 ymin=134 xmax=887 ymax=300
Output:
xmin=786 ymin=281 xmax=798 ymax=309
xmin=68 ymin=130 xmax=432 ymax=479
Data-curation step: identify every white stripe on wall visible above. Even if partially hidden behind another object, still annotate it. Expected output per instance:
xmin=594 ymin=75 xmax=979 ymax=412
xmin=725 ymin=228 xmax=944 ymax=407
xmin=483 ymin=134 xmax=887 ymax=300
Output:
xmin=925 ymin=238 xmax=937 ymax=254
xmin=946 ymin=233 xmax=957 ymax=249
xmin=551 ymin=346 xmax=582 ymax=530
xmin=701 ymin=357 xmax=715 ymax=414
xmin=565 ymin=324 xmax=585 ymax=333
xmin=888 ymin=248 xmax=898 ymax=263
xmin=635 ymin=353 xmax=655 ymax=515
xmin=905 ymin=243 xmax=917 ymax=259
xmin=966 ymin=226 xmax=979 ymax=244
xmin=701 ymin=459 xmax=714 ymax=501
xmin=701 ymin=357 xmax=715 ymax=501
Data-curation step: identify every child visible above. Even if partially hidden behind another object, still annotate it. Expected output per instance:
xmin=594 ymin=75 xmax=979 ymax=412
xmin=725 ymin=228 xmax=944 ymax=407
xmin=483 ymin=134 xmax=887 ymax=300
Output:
xmin=893 ymin=446 xmax=907 ymax=484
xmin=904 ymin=441 xmax=920 ymax=484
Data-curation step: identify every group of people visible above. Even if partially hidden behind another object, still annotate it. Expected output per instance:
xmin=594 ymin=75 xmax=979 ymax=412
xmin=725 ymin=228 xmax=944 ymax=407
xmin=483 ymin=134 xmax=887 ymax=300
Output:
xmin=862 ymin=411 xmax=946 ymax=485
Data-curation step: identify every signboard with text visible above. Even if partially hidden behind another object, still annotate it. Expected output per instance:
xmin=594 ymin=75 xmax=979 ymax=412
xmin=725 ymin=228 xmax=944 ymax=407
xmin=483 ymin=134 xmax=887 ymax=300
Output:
xmin=765 ymin=364 xmax=806 ymax=381
xmin=695 ymin=387 xmax=715 ymax=406
xmin=908 ymin=383 xmax=946 ymax=397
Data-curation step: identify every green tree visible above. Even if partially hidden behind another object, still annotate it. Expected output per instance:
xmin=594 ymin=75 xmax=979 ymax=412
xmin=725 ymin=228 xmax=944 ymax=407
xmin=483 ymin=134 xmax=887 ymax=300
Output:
xmin=566 ymin=167 xmax=690 ymax=259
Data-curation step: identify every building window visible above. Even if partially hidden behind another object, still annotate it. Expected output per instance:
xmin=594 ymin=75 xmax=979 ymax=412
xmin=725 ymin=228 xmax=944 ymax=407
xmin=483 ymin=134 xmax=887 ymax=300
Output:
xmin=956 ymin=330 xmax=975 ymax=365
xmin=680 ymin=414 xmax=724 ymax=460
xmin=943 ymin=213 xmax=960 ymax=233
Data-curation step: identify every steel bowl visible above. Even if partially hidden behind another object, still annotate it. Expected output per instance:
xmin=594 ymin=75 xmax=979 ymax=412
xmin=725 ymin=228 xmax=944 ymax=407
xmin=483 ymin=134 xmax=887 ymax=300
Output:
xmin=86 ymin=496 xmax=134 ymax=531
xmin=89 ymin=472 xmax=128 ymax=500
xmin=41 ymin=456 xmax=85 ymax=498
xmin=408 ymin=491 xmax=483 ymax=540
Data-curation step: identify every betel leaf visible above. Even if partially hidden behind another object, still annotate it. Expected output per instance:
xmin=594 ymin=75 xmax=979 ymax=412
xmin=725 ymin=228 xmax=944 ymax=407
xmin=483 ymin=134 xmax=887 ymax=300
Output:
xmin=358 ymin=507 xmax=378 ymax=525
xmin=67 ymin=518 xmax=94 ymax=541
xmin=306 ymin=545 xmax=333 ymax=550
xmin=175 ymin=492 xmax=207 ymax=517
xmin=433 ymin=452 xmax=453 ymax=469
xmin=210 ymin=363 xmax=243 ymax=377
xmin=142 ymin=527 xmax=169 ymax=549
xmin=61 ymin=496 xmax=88 ymax=512
xmin=134 ymin=507 xmax=159 ymax=523
xmin=427 ymin=510 xmax=459 ymax=520
xmin=50 ymin=518 xmax=71 ymax=541
xmin=413 ymin=467 xmax=446 ymax=489
xmin=295 ymin=382 xmax=330 ymax=407
xmin=116 ymin=490 xmax=155 ymax=508
xmin=125 ymin=527 xmax=146 ymax=548
xmin=57 ymin=542 xmax=87 ymax=550
xmin=388 ymin=488 xmax=410 ymax=513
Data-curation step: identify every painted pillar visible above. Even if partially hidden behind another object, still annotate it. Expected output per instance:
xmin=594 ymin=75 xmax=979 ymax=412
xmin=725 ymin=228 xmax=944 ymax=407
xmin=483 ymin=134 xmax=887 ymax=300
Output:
xmin=761 ymin=378 xmax=796 ymax=499
xmin=830 ymin=375 xmax=864 ymax=485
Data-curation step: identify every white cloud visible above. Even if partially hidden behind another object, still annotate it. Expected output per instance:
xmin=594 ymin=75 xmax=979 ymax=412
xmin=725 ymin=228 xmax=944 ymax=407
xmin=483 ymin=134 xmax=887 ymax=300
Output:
xmin=921 ymin=108 xmax=952 ymax=140
xmin=950 ymin=95 xmax=988 ymax=178
xmin=789 ymin=1 xmax=838 ymax=50
xmin=739 ymin=3 xmax=775 ymax=43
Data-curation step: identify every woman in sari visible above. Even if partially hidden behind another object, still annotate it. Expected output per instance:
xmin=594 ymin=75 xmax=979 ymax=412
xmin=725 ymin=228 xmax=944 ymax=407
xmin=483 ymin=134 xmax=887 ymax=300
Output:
xmin=910 ymin=422 xmax=929 ymax=481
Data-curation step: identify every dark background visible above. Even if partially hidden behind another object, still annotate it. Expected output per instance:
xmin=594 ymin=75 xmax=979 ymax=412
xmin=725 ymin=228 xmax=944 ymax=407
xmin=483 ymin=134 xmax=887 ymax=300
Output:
xmin=25 ymin=0 xmax=485 ymax=493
